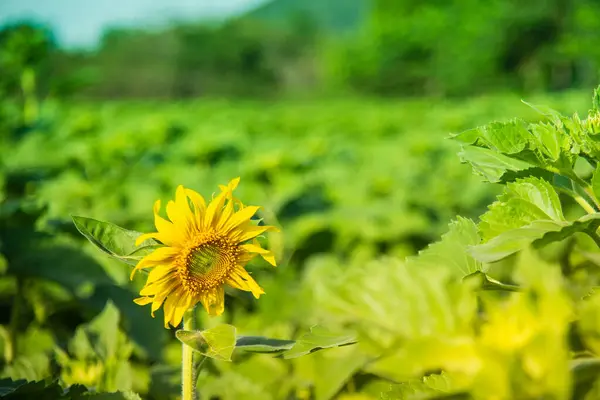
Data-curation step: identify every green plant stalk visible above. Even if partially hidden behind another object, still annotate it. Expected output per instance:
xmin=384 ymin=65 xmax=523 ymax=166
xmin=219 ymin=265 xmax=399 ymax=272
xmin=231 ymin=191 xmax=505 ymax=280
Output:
xmin=574 ymin=194 xmax=597 ymax=215
xmin=556 ymin=186 xmax=596 ymax=215
xmin=182 ymin=310 xmax=195 ymax=400
xmin=568 ymin=172 xmax=600 ymax=210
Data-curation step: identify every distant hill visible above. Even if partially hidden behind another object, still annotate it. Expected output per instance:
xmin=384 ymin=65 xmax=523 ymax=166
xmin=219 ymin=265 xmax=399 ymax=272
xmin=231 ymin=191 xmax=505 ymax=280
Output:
xmin=245 ymin=0 xmax=369 ymax=33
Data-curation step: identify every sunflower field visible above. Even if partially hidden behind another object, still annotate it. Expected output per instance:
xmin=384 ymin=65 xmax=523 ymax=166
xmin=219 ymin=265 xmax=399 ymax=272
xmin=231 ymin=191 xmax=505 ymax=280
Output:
xmin=3 ymin=84 xmax=600 ymax=399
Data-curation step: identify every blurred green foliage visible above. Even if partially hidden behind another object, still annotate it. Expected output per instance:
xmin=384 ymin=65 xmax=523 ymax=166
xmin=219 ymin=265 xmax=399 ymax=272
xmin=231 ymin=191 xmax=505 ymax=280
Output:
xmin=4 ymin=7 xmax=600 ymax=399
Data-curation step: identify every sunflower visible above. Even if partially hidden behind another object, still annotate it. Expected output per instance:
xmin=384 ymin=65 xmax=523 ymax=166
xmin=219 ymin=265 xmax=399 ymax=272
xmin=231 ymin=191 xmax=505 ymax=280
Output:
xmin=131 ymin=178 xmax=277 ymax=328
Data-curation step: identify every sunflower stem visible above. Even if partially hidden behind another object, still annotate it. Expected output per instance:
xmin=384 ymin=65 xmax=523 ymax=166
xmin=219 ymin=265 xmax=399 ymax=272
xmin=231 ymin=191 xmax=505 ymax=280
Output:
xmin=182 ymin=310 xmax=196 ymax=400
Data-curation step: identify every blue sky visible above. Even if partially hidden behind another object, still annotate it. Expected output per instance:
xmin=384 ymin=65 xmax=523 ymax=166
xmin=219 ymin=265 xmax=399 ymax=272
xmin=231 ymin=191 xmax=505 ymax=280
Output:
xmin=0 ymin=0 xmax=263 ymax=48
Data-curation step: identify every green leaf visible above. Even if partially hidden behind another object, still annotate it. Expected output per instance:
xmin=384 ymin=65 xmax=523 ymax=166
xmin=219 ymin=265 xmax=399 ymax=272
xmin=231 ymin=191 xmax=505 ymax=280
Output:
xmin=1 ymin=354 xmax=50 ymax=382
xmin=176 ymin=324 xmax=236 ymax=361
xmin=407 ymin=217 xmax=482 ymax=277
xmin=452 ymin=119 xmax=530 ymax=154
xmin=235 ymin=336 xmax=295 ymax=353
xmin=382 ymin=372 xmax=466 ymax=400
xmin=86 ymin=300 xmax=120 ymax=360
xmin=470 ymin=214 xmax=600 ymax=263
xmin=521 ymin=100 xmax=564 ymax=124
xmin=479 ymin=177 xmax=564 ymax=241
xmin=0 ymin=379 xmax=86 ymax=399
xmin=456 ymin=146 xmax=535 ymax=183
xmin=282 ymin=325 xmax=356 ymax=359
xmin=0 ymin=379 xmax=27 ymax=396
xmin=593 ymin=85 xmax=600 ymax=113
xmin=571 ymin=358 xmax=600 ymax=387
xmin=72 ymin=216 xmax=158 ymax=266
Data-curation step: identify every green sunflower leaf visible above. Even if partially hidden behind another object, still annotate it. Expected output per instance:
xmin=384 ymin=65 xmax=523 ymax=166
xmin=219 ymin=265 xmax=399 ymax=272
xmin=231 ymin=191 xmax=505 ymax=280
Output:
xmin=282 ymin=325 xmax=357 ymax=359
xmin=469 ymin=213 xmax=600 ymax=263
xmin=72 ymin=216 xmax=159 ymax=266
xmin=479 ymin=177 xmax=564 ymax=241
xmin=452 ymin=119 xmax=531 ymax=154
xmin=382 ymin=372 xmax=464 ymax=400
xmin=456 ymin=146 xmax=536 ymax=183
xmin=176 ymin=324 xmax=236 ymax=361
xmin=235 ymin=336 xmax=296 ymax=353
xmin=407 ymin=217 xmax=482 ymax=277
xmin=0 ymin=379 xmax=90 ymax=398
xmin=452 ymin=107 xmax=578 ymax=183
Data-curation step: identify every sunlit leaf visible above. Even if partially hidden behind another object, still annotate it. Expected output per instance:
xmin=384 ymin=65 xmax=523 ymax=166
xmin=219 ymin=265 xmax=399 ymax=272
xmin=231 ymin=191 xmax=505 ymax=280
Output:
xmin=382 ymin=372 xmax=465 ymax=400
xmin=456 ymin=146 xmax=535 ymax=183
xmin=72 ymin=216 xmax=158 ymax=266
xmin=479 ymin=177 xmax=564 ymax=241
xmin=407 ymin=217 xmax=482 ymax=277
xmin=235 ymin=336 xmax=295 ymax=353
xmin=283 ymin=325 xmax=357 ymax=359
xmin=470 ymin=214 xmax=600 ymax=263
xmin=176 ymin=324 xmax=236 ymax=361
xmin=452 ymin=119 xmax=530 ymax=154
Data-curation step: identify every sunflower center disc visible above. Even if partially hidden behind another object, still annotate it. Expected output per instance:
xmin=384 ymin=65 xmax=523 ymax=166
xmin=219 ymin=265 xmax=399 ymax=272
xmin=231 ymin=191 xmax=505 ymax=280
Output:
xmin=188 ymin=244 xmax=223 ymax=277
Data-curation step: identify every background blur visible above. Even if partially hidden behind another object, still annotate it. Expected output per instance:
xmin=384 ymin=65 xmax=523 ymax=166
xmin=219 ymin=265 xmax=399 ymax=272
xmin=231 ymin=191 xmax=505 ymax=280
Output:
xmin=1 ymin=0 xmax=600 ymax=399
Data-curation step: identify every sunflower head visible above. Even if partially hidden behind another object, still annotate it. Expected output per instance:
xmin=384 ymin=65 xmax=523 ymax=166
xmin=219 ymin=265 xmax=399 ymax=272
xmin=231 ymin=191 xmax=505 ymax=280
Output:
xmin=132 ymin=178 xmax=278 ymax=328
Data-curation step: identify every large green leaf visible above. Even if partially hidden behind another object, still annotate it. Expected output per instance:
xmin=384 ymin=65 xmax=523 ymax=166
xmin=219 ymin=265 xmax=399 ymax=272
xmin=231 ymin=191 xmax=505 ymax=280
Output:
xmin=234 ymin=336 xmax=295 ymax=353
xmin=0 ymin=379 xmax=87 ymax=399
xmin=382 ymin=372 xmax=466 ymax=400
xmin=407 ymin=217 xmax=482 ymax=277
xmin=452 ymin=119 xmax=530 ymax=154
xmin=282 ymin=325 xmax=356 ymax=359
xmin=176 ymin=324 xmax=236 ymax=361
xmin=72 ymin=216 xmax=159 ymax=266
xmin=479 ymin=177 xmax=565 ymax=241
xmin=470 ymin=214 xmax=600 ymax=263
xmin=87 ymin=300 xmax=120 ymax=360
xmin=452 ymin=106 xmax=580 ymax=183
xmin=456 ymin=146 xmax=535 ymax=183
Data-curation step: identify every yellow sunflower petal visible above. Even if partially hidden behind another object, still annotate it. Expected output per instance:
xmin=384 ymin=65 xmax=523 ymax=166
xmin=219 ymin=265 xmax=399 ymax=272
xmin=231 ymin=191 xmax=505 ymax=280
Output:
xmin=134 ymin=297 xmax=153 ymax=306
xmin=140 ymin=276 xmax=176 ymax=296
xmin=185 ymin=188 xmax=206 ymax=227
xmin=163 ymin=294 xmax=179 ymax=328
xmin=145 ymin=263 xmax=174 ymax=285
xmin=151 ymin=280 xmax=180 ymax=316
xmin=135 ymin=232 xmax=161 ymax=246
xmin=165 ymin=186 xmax=195 ymax=234
xmin=226 ymin=266 xmax=265 ymax=298
xmin=149 ymin=200 xmax=186 ymax=246
xmin=130 ymin=247 xmax=179 ymax=280
xmin=171 ymin=293 xmax=193 ymax=327
xmin=215 ymin=192 xmax=236 ymax=230
xmin=218 ymin=177 xmax=240 ymax=192
xmin=232 ymin=224 xmax=278 ymax=243
xmin=199 ymin=287 xmax=225 ymax=316
xmin=223 ymin=205 xmax=260 ymax=232
xmin=240 ymin=242 xmax=277 ymax=266
xmin=203 ymin=190 xmax=229 ymax=230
